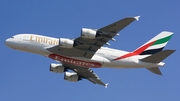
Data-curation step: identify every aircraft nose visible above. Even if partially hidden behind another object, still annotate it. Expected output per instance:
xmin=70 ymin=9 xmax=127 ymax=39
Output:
xmin=4 ymin=38 xmax=12 ymax=47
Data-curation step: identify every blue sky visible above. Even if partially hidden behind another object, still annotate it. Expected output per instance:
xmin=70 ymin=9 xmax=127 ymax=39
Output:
xmin=1 ymin=0 xmax=180 ymax=101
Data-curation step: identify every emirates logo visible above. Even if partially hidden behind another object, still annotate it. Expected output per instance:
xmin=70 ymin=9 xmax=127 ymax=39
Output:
xmin=48 ymin=54 xmax=102 ymax=68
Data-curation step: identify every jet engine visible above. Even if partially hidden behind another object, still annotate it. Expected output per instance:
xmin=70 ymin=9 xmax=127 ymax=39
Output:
xmin=59 ymin=38 xmax=74 ymax=48
xmin=50 ymin=63 xmax=65 ymax=73
xmin=64 ymin=72 xmax=80 ymax=82
xmin=81 ymin=28 xmax=100 ymax=39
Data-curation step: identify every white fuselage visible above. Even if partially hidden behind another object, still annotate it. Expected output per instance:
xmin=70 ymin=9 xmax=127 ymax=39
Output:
xmin=5 ymin=34 xmax=164 ymax=69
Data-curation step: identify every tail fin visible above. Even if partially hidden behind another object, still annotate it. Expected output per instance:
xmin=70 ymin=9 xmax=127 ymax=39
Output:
xmin=133 ymin=31 xmax=174 ymax=55
xmin=133 ymin=31 xmax=174 ymax=75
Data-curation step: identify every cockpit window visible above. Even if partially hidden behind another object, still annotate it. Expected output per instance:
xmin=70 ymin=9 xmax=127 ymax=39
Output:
xmin=11 ymin=37 xmax=14 ymax=38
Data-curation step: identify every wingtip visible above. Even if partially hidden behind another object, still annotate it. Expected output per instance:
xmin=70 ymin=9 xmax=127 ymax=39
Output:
xmin=134 ymin=16 xmax=140 ymax=21
xmin=105 ymin=83 xmax=109 ymax=88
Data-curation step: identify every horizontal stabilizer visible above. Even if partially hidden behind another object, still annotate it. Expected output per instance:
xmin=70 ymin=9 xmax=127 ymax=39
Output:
xmin=141 ymin=50 xmax=176 ymax=63
xmin=146 ymin=67 xmax=162 ymax=75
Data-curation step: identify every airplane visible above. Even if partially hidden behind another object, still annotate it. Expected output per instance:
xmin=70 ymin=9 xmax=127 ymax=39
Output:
xmin=4 ymin=16 xmax=176 ymax=88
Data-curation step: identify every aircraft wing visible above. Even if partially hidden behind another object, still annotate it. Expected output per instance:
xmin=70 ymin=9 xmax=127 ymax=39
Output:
xmin=99 ymin=16 xmax=140 ymax=33
xmin=63 ymin=63 xmax=108 ymax=87
xmin=48 ymin=16 xmax=139 ymax=58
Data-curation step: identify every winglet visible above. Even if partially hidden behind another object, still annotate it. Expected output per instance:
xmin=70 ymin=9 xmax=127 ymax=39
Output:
xmin=105 ymin=83 xmax=109 ymax=88
xmin=134 ymin=16 xmax=140 ymax=21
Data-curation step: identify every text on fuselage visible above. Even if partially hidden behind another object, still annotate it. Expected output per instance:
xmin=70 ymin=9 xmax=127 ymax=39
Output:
xmin=30 ymin=35 xmax=59 ymax=45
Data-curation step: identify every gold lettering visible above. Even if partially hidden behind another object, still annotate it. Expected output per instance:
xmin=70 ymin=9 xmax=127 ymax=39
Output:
xmin=56 ymin=40 xmax=59 ymax=45
xmin=47 ymin=39 xmax=51 ymax=44
xmin=30 ymin=35 xmax=59 ymax=45
xmin=53 ymin=40 xmax=56 ymax=45
xmin=41 ymin=38 xmax=44 ymax=43
xmin=30 ymin=36 xmax=33 ymax=41
xmin=46 ymin=39 xmax=49 ymax=44
xmin=51 ymin=40 xmax=53 ymax=45
xmin=48 ymin=39 xmax=52 ymax=44
xmin=36 ymin=37 xmax=41 ymax=42
xmin=30 ymin=35 xmax=35 ymax=41
xmin=43 ymin=38 xmax=46 ymax=43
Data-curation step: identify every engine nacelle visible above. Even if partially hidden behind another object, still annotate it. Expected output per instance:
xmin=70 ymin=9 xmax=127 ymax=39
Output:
xmin=50 ymin=63 xmax=64 ymax=73
xmin=64 ymin=72 xmax=79 ymax=82
xmin=81 ymin=28 xmax=99 ymax=39
xmin=59 ymin=38 xmax=74 ymax=48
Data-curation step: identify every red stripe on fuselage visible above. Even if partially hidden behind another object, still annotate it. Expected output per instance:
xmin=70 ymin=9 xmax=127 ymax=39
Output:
xmin=112 ymin=40 xmax=156 ymax=61
xmin=48 ymin=54 xmax=102 ymax=68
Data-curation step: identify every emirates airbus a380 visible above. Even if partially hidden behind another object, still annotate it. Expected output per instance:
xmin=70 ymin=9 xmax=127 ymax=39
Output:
xmin=4 ymin=16 xmax=176 ymax=88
